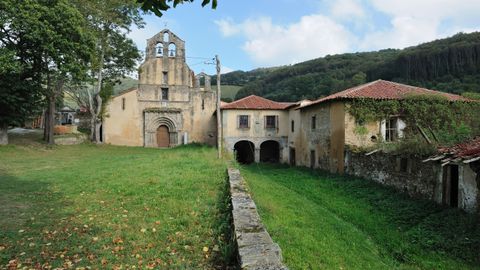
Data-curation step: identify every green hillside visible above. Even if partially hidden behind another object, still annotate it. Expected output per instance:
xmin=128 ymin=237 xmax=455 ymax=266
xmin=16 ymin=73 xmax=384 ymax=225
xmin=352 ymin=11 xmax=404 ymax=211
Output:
xmin=228 ymin=32 xmax=480 ymax=102
xmin=113 ymin=76 xmax=138 ymax=94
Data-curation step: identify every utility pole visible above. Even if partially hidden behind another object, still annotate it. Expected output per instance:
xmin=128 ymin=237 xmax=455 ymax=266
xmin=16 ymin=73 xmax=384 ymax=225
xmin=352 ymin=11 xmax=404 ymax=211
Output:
xmin=215 ymin=55 xmax=222 ymax=159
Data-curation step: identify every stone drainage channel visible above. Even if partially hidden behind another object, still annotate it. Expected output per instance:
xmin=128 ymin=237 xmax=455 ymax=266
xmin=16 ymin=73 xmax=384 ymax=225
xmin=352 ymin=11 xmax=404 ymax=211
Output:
xmin=227 ymin=168 xmax=288 ymax=270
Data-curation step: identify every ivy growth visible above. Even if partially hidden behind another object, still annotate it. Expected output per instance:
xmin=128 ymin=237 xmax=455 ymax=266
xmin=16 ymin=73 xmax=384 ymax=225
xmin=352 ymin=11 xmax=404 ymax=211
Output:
xmin=346 ymin=94 xmax=480 ymax=146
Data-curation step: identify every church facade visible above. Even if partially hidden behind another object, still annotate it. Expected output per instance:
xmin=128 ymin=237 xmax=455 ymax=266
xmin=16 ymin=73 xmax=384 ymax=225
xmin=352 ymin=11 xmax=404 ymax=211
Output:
xmin=103 ymin=30 xmax=217 ymax=147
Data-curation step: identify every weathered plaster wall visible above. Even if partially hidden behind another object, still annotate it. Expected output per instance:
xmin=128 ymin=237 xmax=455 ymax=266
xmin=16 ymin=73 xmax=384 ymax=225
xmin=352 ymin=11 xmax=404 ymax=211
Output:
xmin=459 ymin=164 xmax=479 ymax=213
xmin=296 ymin=103 xmax=331 ymax=170
xmin=330 ymin=102 xmax=345 ymax=173
xmin=222 ymin=109 xmax=289 ymax=163
xmin=345 ymin=149 xmax=441 ymax=200
xmin=287 ymin=107 xmax=302 ymax=165
xmin=104 ymin=89 xmax=143 ymax=146
xmin=344 ymin=107 xmax=380 ymax=147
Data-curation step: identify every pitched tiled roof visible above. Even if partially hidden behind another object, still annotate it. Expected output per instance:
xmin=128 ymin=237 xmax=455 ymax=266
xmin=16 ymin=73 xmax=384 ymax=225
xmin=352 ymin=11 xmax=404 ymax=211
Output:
xmin=424 ymin=137 xmax=480 ymax=165
xmin=221 ymin=95 xmax=294 ymax=110
xmin=300 ymin=80 xmax=470 ymax=109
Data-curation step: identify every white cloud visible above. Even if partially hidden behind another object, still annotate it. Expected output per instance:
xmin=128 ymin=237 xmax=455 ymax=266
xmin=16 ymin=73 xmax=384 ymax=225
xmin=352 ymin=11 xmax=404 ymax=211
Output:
xmin=330 ymin=0 xmax=365 ymax=20
xmin=360 ymin=16 xmax=440 ymax=50
xmin=360 ymin=0 xmax=480 ymax=50
xmin=217 ymin=15 xmax=354 ymax=66
xmin=215 ymin=18 xmax=240 ymax=37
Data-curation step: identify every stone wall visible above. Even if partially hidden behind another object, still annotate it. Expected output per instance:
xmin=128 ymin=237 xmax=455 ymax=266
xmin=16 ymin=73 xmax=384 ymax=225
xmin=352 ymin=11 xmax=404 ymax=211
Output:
xmin=344 ymin=149 xmax=441 ymax=200
xmin=227 ymin=168 xmax=288 ymax=270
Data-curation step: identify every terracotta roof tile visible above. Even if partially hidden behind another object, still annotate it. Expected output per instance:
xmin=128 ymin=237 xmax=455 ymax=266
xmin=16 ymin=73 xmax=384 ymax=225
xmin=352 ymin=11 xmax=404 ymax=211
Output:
xmin=438 ymin=137 xmax=480 ymax=161
xmin=221 ymin=95 xmax=294 ymax=110
xmin=300 ymin=80 xmax=470 ymax=109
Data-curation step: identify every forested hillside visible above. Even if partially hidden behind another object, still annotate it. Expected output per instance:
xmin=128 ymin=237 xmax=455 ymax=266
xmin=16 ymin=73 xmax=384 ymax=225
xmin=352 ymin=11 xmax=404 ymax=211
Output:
xmin=229 ymin=32 xmax=480 ymax=101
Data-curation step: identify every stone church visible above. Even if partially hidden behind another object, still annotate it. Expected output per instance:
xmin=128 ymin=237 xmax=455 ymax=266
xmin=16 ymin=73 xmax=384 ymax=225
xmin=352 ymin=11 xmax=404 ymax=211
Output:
xmin=103 ymin=29 xmax=217 ymax=147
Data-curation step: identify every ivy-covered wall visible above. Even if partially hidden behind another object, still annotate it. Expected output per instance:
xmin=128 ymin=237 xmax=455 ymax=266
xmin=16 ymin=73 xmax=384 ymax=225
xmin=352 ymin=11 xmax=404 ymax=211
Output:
xmin=346 ymin=95 xmax=480 ymax=147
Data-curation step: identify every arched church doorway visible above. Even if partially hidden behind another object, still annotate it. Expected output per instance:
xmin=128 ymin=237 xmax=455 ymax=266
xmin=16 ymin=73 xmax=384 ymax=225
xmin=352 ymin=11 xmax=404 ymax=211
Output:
xmin=156 ymin=125 xmax=170 ymax=147
xmin=260 ymin=140 xmax=280 ymax=163
xmin=234 ymin=140 xmax=255 ymax=164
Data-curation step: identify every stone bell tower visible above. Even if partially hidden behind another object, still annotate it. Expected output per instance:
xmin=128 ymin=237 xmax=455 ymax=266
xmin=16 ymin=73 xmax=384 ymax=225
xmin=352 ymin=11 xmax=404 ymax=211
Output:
xmin=138 ymin=29 xmax=193 ymax=88
xmin=136 ymin=29 xmax=217 ymax=148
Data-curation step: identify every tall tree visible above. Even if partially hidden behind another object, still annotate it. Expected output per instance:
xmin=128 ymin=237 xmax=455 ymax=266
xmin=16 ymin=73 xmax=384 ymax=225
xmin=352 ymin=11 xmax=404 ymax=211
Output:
xmin=0 ymin=48 xmax=42 ymax=145
xmin=0 ymin=0 xmax=92 ymax=145
xmin=76 ymin=0 xmax=142 ymax=143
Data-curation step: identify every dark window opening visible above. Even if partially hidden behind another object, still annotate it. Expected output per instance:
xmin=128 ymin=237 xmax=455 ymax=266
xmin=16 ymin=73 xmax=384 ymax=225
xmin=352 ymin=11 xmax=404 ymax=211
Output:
xmin=265 ymin=115 xmax=277 ymax=129
xmin=121 ymin=97 xmax=125 ymax=110
xmin=238 ymin=115 xmax=249 ymax=129
xmin=201 ymin=99 xmax=205 ymax=110
xmin=291 ymin=120 xmax=295 ymax=132
xmin=161 ymin=88 xmax=169 ymax=101
xmin=234 ymin=141 xmax=255 ymax=164
xmin=399 ymin=157 xmax=408 ymax=172
xmin=310 ymin=150 xmax=316 ymax=169
xmin=311 ymin=115 xmax=316 ymax=130
xmin=385 ymin=117 xmax=398 ymax=142
xmin=260 ymin=140 xmax=280 ymax=163
xmin=163 ymin=71 xmax=168 ymax=84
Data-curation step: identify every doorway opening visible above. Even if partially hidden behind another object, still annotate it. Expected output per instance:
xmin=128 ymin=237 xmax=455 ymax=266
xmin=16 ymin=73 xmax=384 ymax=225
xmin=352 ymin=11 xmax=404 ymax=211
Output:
xmin=260 ymin=140 xmax=280 ymax=163
xmin=156 ymin=125 xmax=170 ymax=147
xmin=234 ymin=141 xmax=255 ymax=164
xmin=443 ymin=164 xmax=459 ymax=207
xmin=289 ymin=147 xmax=296 ymax=166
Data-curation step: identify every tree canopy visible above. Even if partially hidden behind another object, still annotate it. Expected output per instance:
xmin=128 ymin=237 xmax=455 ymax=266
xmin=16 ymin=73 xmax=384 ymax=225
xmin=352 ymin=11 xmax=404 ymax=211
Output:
xmin=136 ymin=0 xmax=217 ymax=16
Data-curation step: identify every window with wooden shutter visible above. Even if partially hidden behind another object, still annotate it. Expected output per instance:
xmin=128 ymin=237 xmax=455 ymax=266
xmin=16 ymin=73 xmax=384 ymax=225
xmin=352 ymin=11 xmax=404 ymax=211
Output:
xmin=238 ymin=115 xmax=249 ymax=129
xmin=265 ymin=115 xmax=277 ymax=129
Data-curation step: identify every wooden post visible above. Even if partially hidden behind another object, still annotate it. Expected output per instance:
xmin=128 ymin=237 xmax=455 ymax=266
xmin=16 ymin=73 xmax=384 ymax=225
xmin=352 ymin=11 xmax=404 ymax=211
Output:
xmin=216 ymin=55 xmax=222 ymax=159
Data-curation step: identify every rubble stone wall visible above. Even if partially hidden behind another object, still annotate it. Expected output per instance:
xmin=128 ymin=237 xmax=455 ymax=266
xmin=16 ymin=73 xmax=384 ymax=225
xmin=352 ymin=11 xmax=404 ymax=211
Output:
xmin=227 ymin=168 xmax=288 ymax=270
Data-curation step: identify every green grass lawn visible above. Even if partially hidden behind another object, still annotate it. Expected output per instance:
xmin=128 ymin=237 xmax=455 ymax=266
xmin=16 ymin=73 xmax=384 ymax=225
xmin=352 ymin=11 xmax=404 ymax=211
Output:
xmin=0 ymin=142 xmax=232 ymax=269
xmin=240 ymin=164 xmax=480 ymax=270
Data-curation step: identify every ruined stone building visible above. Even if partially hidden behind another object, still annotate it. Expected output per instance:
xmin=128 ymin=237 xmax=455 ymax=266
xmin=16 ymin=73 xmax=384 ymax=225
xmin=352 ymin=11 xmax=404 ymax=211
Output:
xmin=221 ymin=80 xmax=478 ymax=213
xmin=104 ymin=30 xmax=217 ymax=147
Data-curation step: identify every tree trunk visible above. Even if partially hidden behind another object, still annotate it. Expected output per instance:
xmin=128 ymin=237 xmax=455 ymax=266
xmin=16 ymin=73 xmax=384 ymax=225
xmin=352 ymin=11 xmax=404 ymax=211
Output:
xmin=0 ymin=122 xmax=8 ymax=145
xmin=93 ymin=44 xmax=104 ymax=144
xmin=43 ymin=109 xmax=49 ymax=141
xmin=94 ymin=93 xmax=103 ymax=143
xmin=46 ymin=95 xmax=55 ymax=145
xmin=87 ymin=88 xmax=95 ymax=141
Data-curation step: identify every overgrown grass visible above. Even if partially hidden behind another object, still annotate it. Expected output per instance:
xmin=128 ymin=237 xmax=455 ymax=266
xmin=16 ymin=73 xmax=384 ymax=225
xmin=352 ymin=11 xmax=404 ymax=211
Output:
xmin=0 ymin=142 xmax=233 ymax=269
xmin=240 ymin=163 xmax=480 ymax=270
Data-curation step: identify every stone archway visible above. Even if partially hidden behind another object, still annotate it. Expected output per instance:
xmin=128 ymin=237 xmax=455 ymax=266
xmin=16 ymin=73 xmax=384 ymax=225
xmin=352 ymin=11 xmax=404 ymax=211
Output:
xmin=260 ymin=140 xmax=280 ymax=163
xmin=234 ymin=140 xmax=255 ymax=164
xmin=144 ymin=113 xmax=179 ymax=147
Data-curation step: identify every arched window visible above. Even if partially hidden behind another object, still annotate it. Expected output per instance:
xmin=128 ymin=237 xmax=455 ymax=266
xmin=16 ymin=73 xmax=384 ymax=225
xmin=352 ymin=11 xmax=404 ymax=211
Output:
xmin=168 ymin=43 xmax=176 ymax=57
xmin=163 ymin=32 xmax=169 ymax=42
xmin=156 ymin=43 xmax=163 ymax=57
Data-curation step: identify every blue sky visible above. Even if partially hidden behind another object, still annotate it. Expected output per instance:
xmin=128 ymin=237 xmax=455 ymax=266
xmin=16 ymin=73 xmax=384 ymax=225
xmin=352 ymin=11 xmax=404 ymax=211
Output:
xmin=128 ymin=0 xmax=480 ymax=75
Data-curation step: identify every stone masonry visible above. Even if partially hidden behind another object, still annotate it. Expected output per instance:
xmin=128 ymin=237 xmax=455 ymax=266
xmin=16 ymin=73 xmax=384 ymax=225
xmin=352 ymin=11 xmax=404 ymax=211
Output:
xmin=227 ymin=168 xmax=288 ymax=270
